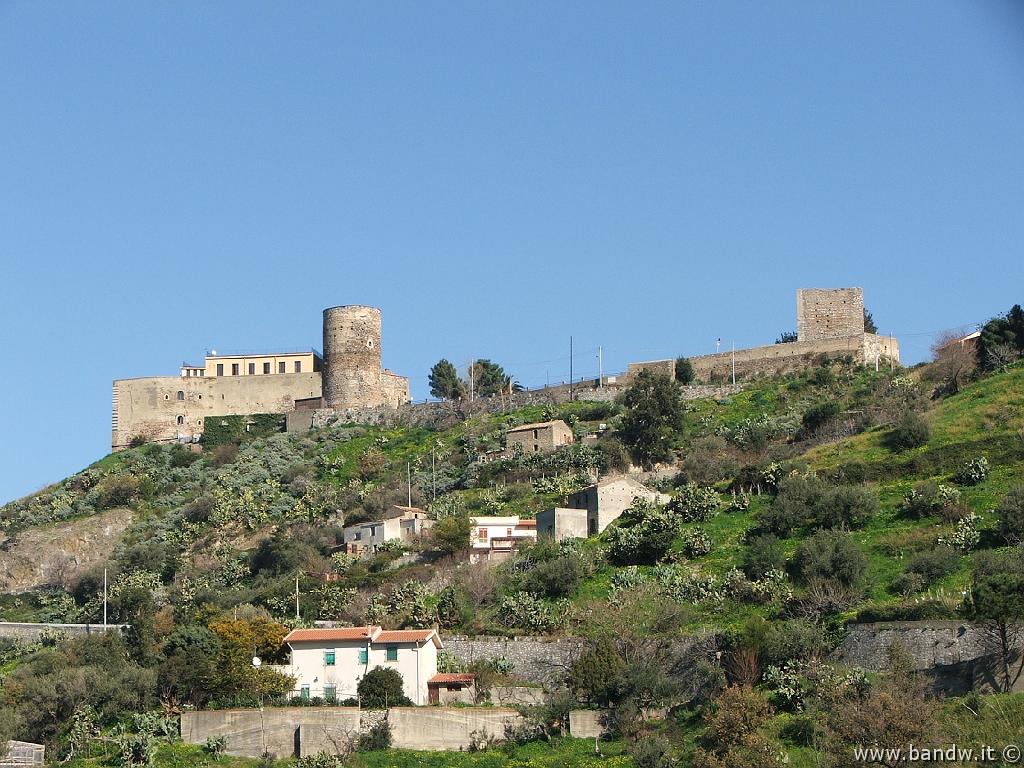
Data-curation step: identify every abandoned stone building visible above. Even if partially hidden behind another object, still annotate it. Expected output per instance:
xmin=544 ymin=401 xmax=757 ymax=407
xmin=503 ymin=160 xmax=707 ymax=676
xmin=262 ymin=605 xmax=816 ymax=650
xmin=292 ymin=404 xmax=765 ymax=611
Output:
xmin=537 ymin=477 xmax=670 ymax=541
xmin=627 ymin=287 xmax=900 ymax=384
xmin=505 ymin=420 xmax=575 ymax=455
xmin=111 ymin=305 xmax=409 ymax=449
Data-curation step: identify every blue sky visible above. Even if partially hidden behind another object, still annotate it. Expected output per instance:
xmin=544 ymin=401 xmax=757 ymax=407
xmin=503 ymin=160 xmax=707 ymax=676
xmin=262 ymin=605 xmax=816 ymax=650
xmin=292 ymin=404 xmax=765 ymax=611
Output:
xmin=2 ymin=2 xmax=1023 ymax=504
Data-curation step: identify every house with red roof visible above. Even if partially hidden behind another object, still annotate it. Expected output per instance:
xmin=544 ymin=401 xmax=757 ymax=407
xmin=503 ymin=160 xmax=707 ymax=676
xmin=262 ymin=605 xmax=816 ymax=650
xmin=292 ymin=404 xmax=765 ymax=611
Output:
xmin=280 ymin=625 xmax=442 ymax=705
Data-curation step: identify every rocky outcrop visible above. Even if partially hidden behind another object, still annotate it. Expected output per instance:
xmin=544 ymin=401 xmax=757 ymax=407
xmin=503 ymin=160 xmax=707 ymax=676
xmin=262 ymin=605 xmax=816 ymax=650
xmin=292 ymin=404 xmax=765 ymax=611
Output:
xmin=0 ymin=508 xmax=132 ymax=593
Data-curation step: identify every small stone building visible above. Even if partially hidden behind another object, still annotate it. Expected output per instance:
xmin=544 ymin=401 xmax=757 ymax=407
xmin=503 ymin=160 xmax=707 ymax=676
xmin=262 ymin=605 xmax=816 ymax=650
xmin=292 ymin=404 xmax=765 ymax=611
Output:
xmin=565 ymin=477 xmax=670 ymax=536
xmin=427 ymin=673 xmax=476 ymax=704
xmin=506 ymin=420 xmax=574 ymax=455
xmin=342 ymin=505 xmax=433 ymax=555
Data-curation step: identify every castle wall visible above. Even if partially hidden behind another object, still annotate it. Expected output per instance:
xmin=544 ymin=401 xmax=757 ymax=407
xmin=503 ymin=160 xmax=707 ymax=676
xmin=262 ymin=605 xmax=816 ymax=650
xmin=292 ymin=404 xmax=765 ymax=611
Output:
xmin=322 ymin=305 xmax=383 ymax=409
xmin=381 ymin=370 xmax=410 ymax=409
xmin=627 ymin=333 xmax=899 ymax=384
xmin=797 ymin=287 xmax=864 ymax=341
xmin=112 ymin=372 xmax=321 ymax=449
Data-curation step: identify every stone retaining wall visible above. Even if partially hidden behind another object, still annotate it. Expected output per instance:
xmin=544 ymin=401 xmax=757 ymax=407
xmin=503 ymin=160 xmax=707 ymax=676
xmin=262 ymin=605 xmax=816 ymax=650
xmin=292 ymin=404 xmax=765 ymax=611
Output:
xmin=444 ymin=635 xmax=580 ymax=687
xmin=0 ymin=622 xmax=124 ymax=643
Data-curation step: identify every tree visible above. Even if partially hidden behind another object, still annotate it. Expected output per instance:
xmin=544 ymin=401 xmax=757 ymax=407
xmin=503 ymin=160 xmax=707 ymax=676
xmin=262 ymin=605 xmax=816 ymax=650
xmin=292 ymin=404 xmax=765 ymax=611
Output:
xmin=969 ymin=551 xmax=1024 ymax=692
xmin=357 ymin=667 xmax=411 ymax=708
xmin=468 ymin=359 xmax=518 ymax=397
xmin=996 ymin=487 xmax=1024 ymax=546
xmin=428 ymin=359 xmax=465 ymax=401
xmin=429 ymin=514 xmax=473 ymax=555
xmin=567 ymin=635 xmax=626 ymax=706
xmin=863 ymin=308 xmax=878 ymax=334
xmin=617 ymin=371 xmax=684 ymax=466
xmin=674 ymin=357 xmax=695 ymax=385
xmin=692 ymin=686 xmax=785 ymax=768
xmin=775 ymin=331 xmax=797 ymax=344
xmin=977 ymin=304 xmax=1024 ymax=371
xmin=929 ymin=330 xmax=976 ymax=395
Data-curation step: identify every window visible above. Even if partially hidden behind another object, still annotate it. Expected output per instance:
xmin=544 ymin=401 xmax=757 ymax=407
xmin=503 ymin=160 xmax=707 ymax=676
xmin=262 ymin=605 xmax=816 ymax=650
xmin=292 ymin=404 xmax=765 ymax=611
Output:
xmin=231 ymin=363 xmax=239 ymax=376
xmin=324 ymin=649 xmax=336 ymax=666
xmin=506 ymin=528 xmax=513 ymax=536
xmin=263 ymin=362 xmax=271 ymax=374
xmin=300 ymin=686 xmax=310 ymax=701
xmin=358 ymin=648 xmax=368 ymax=665
xmin=533 ymin=429 xmax=539 ymax=439
xmin=216 ymin=364 xmax=224 ymax=376
xmin=177 ymin=390 xmax=184 ymax=401
xmin=279 ymin=361 xmax=286 ymax=373
xmin=176 ymin=415 xmax=184 ymax=425
xmin=248 ymin=363 xmax=255 ymax=375
xmin=477 ymin=528 xmax=487 ymax=541
xmin=294 ymin=360 xmax=301 ymax=372
xmin=588 ymin=517 xmax=597 ymax=535
xmin=324 ymin=685 xmax=336 ymax=702
xmin=386 ymin=645 xmax=398 ymax=662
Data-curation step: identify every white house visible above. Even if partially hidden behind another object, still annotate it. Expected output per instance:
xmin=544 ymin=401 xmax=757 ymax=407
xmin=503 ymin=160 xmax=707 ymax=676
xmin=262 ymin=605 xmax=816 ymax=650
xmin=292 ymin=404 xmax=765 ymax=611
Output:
xmin=279 ymin=626 xmax=441 ymax=705
xmin=469 ymin=516 xmax=537 ymax=564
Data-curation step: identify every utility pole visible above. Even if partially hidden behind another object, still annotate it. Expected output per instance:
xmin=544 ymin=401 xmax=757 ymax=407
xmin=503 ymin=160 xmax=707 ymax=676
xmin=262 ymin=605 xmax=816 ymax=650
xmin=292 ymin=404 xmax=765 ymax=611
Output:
xmin=295 ymin=574 xmax=300 ymax=621
xmin=597 ymin=346 xmax=603 ymax=387
xmin=103 ymin=568 xmax=108 ymax=629
xmin=716 ymin=338 xmax=721 ymax=355
xmin=407 ymin=461 xmax=412 ymax=507
xmin=731 ymin=341 xmax=736 ymax=385
xmin=431 ymin=450 xmax=436 ymax=500
xmin=569 ymin=336 xmax=574 ymax=401
xmin=469 ymin=360 xmax=474 ymax=402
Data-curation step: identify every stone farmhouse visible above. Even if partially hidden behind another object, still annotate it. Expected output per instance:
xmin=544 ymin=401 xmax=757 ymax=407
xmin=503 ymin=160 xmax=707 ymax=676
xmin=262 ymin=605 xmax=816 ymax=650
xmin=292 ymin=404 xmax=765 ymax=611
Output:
xmin=341 ymin=506 xmax=433 ymax=555
xmin=279 ymin=626 xmax=442 ymax=706
xmin=627 ymin=287 xmax=900 ymax=384
xmin=537 ymin=477 xmax=670 ymax=541
xmin=469 ymin=516 xmax=537 ymax=563
xmin=505 ymin=420 xmax=575 ymax=455
xmin=111 ymin=305 xmax=409 ymax=450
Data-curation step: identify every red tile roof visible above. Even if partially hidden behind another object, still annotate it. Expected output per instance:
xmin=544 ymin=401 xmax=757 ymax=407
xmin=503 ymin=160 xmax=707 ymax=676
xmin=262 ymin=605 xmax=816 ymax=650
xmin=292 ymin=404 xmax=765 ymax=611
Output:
xmin=517 ymin=519 xmax=537 ymax=527
xmin=376 ymin=629 xmax=441 ymax=647
xmin=429 ymin=673 xmax=476 ymax=685
xmin=284 ymin=626 xmax=380 ymax=643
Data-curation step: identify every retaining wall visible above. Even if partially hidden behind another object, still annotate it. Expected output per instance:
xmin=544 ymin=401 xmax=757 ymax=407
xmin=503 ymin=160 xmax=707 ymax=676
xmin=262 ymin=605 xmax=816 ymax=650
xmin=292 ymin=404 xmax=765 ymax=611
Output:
xmin=180 ymin=708 xmax=360 ymax=758
xmin=445 ymin=635 xmax=580 ymax=687
xmin=0 ymin=622 xmax=124 ymax=643
xmin=388 ymin=707 xmax=522 ymax=751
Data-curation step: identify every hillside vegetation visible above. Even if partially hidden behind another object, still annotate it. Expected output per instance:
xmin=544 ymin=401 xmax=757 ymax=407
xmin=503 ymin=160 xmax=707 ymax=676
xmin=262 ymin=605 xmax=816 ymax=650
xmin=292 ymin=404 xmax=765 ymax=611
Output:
xmin=3 ymin=316 xmax=1024 ymax=765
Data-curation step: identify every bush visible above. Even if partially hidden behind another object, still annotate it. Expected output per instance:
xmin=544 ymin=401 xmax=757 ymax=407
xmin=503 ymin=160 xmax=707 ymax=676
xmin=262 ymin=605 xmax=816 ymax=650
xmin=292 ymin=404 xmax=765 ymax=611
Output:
xmin=997 ymin=487 xmax=1024 ymax=546
xmin=668 ymin=483 xmax=720 ymax=522
xmin=761 ymin=620 xmax=827 ymax=667
xmin=893 ymin=546 xmax=959 ymax=594
xmin=358 ymin=720 xmax=392 ymax=751
xmin=742 ymin=535 xmax=786 ymax=581
xmin=680 ymin=435 xmax=739 ymax=486
xmin=888 ymin=411 xmax=930 ymax=451
xmin=682 ymin=527 xmax=713 ymax=558
xmin=606 ymin=499 xmax=679 ymax=565
xmin=675 ymin=357 xmax=695 ymax=385
xmin=780 ymin=715 xmax=817 ymax=747
xmin=900 ymin=480 xmax=962 ymax=519
xmin=94 ymin=475 xmax=143 ymax=509
xmin=792 ymin=530 xmax=867 ymax=592
xmin=954 ymin=457 xmax=990 ymax=486
xmin=801 ymin=401 xmax=841 ymax=437
xmin=357 ymin=667 xmax=411 ymax=708
xmin=520 ymin=556 xmax=583 ymax=599
xmin=760 ymin=475 xmax=875 ymax=534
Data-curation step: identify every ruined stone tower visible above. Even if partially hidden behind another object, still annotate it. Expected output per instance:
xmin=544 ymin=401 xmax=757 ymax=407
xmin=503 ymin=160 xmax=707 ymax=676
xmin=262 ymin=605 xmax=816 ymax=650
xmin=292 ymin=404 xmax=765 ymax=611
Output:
xmin=322 ymin=305 xmax=384 ymax=409
xmin=796 ymin=287 xmax=865 ymax=342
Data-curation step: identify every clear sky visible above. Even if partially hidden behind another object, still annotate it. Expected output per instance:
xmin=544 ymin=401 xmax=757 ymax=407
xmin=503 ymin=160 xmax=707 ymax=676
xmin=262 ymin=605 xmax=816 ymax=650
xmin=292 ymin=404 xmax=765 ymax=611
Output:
xmin=2 ymin=1 xmax=1023 ymax=504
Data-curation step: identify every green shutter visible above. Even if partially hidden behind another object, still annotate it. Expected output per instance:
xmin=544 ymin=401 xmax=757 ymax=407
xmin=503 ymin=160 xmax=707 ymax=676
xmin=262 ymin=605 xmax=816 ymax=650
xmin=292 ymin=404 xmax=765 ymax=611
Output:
xmin=324 ymin=685 xmax=336 ymax=702
xmin=386 ymin=644 xmax=398 ymax=661
xmin=358 ymin=648 xmax=368 ymax=665
xmin=324 ymin=650 xmax=336 ymax=666
xmin=300 ymin=686 xmax=310 ymax=701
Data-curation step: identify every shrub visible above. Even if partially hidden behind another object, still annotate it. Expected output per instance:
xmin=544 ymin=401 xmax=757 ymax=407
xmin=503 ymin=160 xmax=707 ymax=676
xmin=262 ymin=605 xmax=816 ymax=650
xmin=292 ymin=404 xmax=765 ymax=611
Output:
xmin=760 ymin=475 xmax=876 ymax=534
xmin=681 ymin=435 xmax=739 ymax=485
xmin=954 ymin=457 xmax=990 ymax=486
xmin=358 ymin=720 xmax=392 ymax=751
xmin=761 ymin=620 xmax=827 ymax=667
xmin=792 ymin=530 xmax=867 ymax=592
xmin=498 ymin=592 xmax=559 ymax=632
xmin=94 ymin=475 xmax=143 ymax=509
xmin=212 ymin=443 xmax=239 ymax=467
xmin=997 ymin=487 xmax=1024 ymax=546
xmin=606 ymin=498 xmax=679 ymax=565
xmin=900 ymin=480 xmax=962 ymax=519
xmin=520 ymin=556 xmax=583 ymax=599
xmin=801 ymin=401 xmax=841 ymax=437
xmin=893 ymin=546 xmax=960 ymax=594
xmin=668 ymin=483 xmax=720 ymax=522
xmin=888 ymin=411 xmax=930 ymax=451
xmin=630 ymin=735 xmax=673 ymax=768
xmin=742 ymin=535 xmax=786 ymax=580
xmin=815 ymin=485 xmax=878 ymax=530
xmin=682 ymin=527 xmax=713 ymax=558
xmin=357 ymin=667 xmax=411 ymax=708
xmin=675 ymin=357 xmax=695 ymax=385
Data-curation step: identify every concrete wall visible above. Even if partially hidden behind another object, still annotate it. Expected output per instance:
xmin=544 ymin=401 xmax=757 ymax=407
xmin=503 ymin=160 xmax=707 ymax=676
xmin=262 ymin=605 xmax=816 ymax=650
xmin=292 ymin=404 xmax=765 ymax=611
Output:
xmin=0 ymin=622 xmax=124 ymax=643
xmin=444 ymin=635 xmax=579 ymax=687
xmin=491 ymin=685 xmax=546 ymax=707
xmin=797 ymin=287 xmax=864 ymax=341
xmin=569 ymin=710 xmax=606 ymax=739
xmin=536 ymin=508 xmax=589 ymax=541
xmin=180 ymin=707 xmax=360 ymax=758
xmin=112 ymin=372 xmax=321 ymax=449
xmin=832 ymin=621 xmax=1024 ymax=695
xmin=388 ymin=707 xmax=522 ymax=751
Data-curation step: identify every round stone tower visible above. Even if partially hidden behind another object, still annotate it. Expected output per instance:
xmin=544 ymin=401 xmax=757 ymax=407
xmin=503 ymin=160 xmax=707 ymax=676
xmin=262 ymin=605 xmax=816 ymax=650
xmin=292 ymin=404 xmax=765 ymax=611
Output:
xmin=322 ymin=305 xmax=383 ymax=409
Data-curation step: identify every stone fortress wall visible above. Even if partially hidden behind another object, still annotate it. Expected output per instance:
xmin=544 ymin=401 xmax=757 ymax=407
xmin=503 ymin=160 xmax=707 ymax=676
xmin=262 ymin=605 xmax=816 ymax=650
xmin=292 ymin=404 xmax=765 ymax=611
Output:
xmin=627 ymin=287 xmax=899 ymax=384
xmin=111 ymin=305 xmax=409 ymax=450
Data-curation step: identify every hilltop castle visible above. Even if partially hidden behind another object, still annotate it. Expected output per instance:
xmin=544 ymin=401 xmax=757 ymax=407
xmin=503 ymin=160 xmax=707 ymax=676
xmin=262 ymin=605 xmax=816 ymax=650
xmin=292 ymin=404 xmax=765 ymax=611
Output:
xmin=111 ymin=305 xmax=409 ymax=450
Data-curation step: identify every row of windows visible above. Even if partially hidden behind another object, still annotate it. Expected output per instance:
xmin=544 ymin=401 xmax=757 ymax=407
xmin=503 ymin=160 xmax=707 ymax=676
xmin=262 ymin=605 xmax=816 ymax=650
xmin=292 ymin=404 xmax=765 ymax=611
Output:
xmin=215 ymin=361 xmax=302 ymax=376
xmin=324 ymin=646 xmax=399 ymax=665
xmin=299 ymin=685 xmax=339 ymax=701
